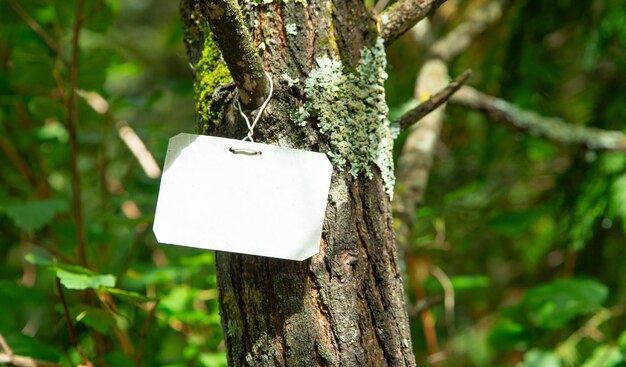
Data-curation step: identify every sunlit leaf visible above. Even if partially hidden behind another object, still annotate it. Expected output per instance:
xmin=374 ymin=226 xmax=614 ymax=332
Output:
xmin=55 ymin=269 xmax=116 ymax=290
xmin=519 ymin=349 xmax=561 ymax=367
xmin=24 ymin=248 xmax=55 ymax=266
xmin=581 ymin=345 xmax=623 ymax=367
xmin=35 ymin=121 xmax=69 ymax=142
xmin=198 ymin=352 xmax=228 ymax=367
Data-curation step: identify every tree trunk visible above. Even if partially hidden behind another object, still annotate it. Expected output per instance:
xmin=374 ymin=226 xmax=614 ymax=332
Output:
xmin=180 ymin=0 xmax=415 ymax=365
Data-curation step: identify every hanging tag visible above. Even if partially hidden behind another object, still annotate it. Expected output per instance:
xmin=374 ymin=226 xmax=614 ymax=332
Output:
xmin=153 ymin=133 xmax=333 ymax=261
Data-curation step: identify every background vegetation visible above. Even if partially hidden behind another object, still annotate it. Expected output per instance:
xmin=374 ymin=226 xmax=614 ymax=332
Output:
xmin=1 ymin=0 xmax=625 ymax=366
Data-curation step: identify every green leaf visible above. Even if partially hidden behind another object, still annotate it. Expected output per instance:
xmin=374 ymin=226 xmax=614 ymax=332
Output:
xmin=35 ymin=120 xmax=69 ymax=142
xmin=198 ymin=352 xmax=228 ymax=367
xmin=28 ymin=97 xmax=64 ymax=121
xmin=72 ymin=305 xmax=117 ymax=334
xmin=78 ymin=48 xmax=112 ymax=90
xmin=519 ymin=349 xmax=561 ymax=367
xmin=488 ymin=319 xmax=529 ymax=351
xmin=0 ymin=280 xmax=45 ymax=304
xmin=10 ymin=43 xmax=56 ymax=92
xmin=4 ymin=199 xmax=69 ymax=231
xmin=105 ymin=351 xmax=134 ymax=367
xmin=106 ymin=288 xmax=154 ymax=303
xmin=581 ymin=345 xmax=623 ymax=367
xmin=55 ymin=269 xmax=116 ymax=290
xmin=24 ymin=248 xmax=55 ymax=266
xmin=450 ymin=275 xmax=490 ymax=291
xmin=523 ymin=279 xmax=608 ymax=329
xmin=3 ymin=334 xmax=61 ymax=362
xmin=490 ymin=208 xmax=545 ymax=235
xmin=612 ymin=174 xmax=626 ymax=231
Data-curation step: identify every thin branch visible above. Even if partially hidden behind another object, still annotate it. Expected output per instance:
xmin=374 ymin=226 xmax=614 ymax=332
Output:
xmin=556 ymin=305 xmax=626 ymax=360
xmin=134 ymin=301 xmax=159 ymax=367
xmin=429 ymin=0 xmax=505 ymax=61
xmin=203 ymin=0 xmax=269 ymax=109
xmin=56 ymin=279 xmax=94 ymax=367
xmin=451 ymin=86 xmax=626 ymax=151
xmin=66 ymin=0 xmax=89 ymax=268
xmin=398 ymin=69 xmax=471 ymax=130
xmin=0 ymin=333 xmax=13 ymax=357
xmin=0 ymin=353 xmax=62 ymax=367
xmin=0 ymin=136 xmax=38 ymax=188
xmin=7 ymin=0 xmax=62 ymax=58
xmin=379 ymin=0 xmax=448 ymax=46
xmin=406 ymin=295 xmax=443 ymax=317
xmin=82 ymin=0 xmax=106 ymax=22
xmin=1 ymin=332 xmax=61 ymax=366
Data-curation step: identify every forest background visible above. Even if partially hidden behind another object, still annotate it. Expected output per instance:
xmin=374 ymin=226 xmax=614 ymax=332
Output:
xmin=1 ymin=0 xmax=626 ymax=366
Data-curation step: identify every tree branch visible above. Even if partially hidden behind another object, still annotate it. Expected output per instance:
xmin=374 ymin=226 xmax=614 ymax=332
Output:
xmin=451 ymin=86 xmax=626 ymax=151
xmin=7 ymin=0 xmax=62 ymax=59
xmin=203 ymin=0 xmax=269 ymax=109
xmin=66 ymin=0 xmax=89 ymax=268
xmin=379 ymin=0 xmax=448 ymax=46
xmin=429 ymin=0 xmax=505 ymax=61
xmin=398 ymin=69 xmax=471 ymax=130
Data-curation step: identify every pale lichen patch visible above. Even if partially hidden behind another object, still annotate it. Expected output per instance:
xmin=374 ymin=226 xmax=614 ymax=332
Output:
xmin=291 ymin=38 xmax=395 ymax=196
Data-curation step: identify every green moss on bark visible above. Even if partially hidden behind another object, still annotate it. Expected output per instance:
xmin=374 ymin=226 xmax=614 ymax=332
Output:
xmin=195 ymin=31 xmax=232 ymax=133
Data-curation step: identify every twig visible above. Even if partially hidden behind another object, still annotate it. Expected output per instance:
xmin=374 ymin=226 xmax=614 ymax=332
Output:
xmin=406 ymin=295 xmax=443 ymax=317
xmin=429 ymin=264 xmax=455 ymax=336
xmin=379 ymin=0 xmax=448 ymax=46
xmin=406 ymin=256 xmax=441 ymax=364
xmin=56 ymin=279 xmax=94 ymax=367
xmin=134 ymin=301 xmax=159 ymax=367
xmin=393 ymin=0 xmax=506 ymax=251
xmin=66 ymin=0 xmax=89 ymax=268
xmin=0 ymin=333 xmax=61 ymax=366
xmin=429 ymin=0 xmax=505 ymax=61
xmin=393 ymin=59 xmax=449 ymax=241
xmin=556 ymin=305 xmax=626 ymax=360
xmin=398 ymin=69 xmax=471 ymax=130
xmin=451 ymin=86 xmax=626 ymax=151
xmin=82 ymin=0 xmax=105 ymax=21
xmin=6 ymin=0 xmax=63 ymax=61
xmin=0 ymin=353 xmax=62 ymax=367
xmin=202 ymin=0 xmax=269 ymax=109
xmin=0 ymin=333 xmax=13 ymax=356
xmin=0 ymin=136 xmax=38 ymax=189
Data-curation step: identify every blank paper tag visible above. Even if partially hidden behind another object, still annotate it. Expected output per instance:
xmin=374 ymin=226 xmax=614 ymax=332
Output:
xmin=153 ymin=133 xmax=333 ymax=261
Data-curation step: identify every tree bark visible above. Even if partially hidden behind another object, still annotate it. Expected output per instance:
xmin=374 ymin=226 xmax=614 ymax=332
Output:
xmin=180 ymin=0 xmax=415 ymax=365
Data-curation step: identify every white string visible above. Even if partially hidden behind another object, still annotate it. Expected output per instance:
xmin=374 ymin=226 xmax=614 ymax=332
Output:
xmin=235 ymin=71 xmax=274 ymax=142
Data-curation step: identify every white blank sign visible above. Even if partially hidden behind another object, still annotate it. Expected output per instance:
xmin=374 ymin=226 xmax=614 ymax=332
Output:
xmin=153 ymin=133 xmax=333 ymax=261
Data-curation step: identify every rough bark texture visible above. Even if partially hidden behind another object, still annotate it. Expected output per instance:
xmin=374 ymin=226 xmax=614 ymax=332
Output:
xmin=181 ymin=0 xmax=415 ymax=365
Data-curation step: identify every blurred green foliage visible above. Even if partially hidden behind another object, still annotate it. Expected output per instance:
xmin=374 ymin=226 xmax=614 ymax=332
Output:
xmin=387 ymin=0 xmax=626 ymax=365
xmin=0 ymin=0 xmax=224 ymax=365
xmin=1 ymin=0 xmax=626 ymax=366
